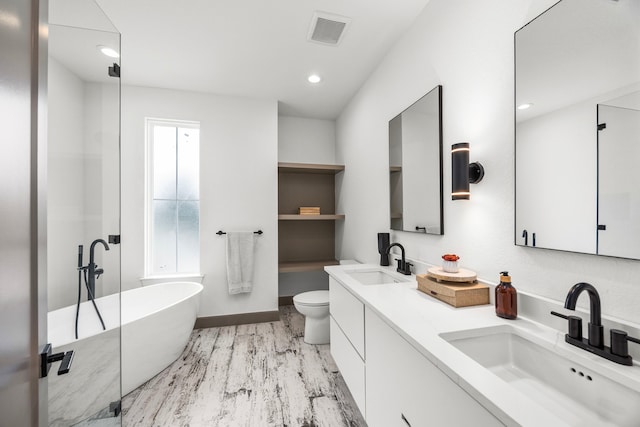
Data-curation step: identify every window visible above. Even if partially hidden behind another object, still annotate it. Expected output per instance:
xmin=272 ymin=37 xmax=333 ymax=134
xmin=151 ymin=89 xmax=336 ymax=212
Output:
xmin=146 ymin=119 xmax=200 ymax=275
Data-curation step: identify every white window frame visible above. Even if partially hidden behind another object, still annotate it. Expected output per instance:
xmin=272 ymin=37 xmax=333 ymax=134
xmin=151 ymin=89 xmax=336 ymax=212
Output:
xmin=144 ymin=117 xmax=201 ymax=277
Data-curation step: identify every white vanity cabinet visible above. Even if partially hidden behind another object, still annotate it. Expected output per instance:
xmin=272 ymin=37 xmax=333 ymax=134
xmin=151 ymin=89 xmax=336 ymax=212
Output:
xmin=329 ymin=277 xmax=366 ymax=414
xmin=365 ymin=307 xmax=502 ymax=427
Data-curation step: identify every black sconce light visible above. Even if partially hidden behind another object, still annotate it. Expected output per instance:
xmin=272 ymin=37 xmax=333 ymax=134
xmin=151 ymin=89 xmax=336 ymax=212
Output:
xmin=451 ymin=142 xmax=484 ymax=200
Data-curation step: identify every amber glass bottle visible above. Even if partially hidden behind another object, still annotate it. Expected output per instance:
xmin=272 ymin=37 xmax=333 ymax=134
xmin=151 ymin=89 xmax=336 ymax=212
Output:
xmin=495 ymin=271 xmax=517 ymax=319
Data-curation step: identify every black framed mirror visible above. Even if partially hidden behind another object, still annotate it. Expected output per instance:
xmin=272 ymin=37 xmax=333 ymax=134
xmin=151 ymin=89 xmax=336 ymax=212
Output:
xmin=515 ymin=0 xmax=640 ymax=259
xmin=389 ymin=85 xmax=443 ymax=234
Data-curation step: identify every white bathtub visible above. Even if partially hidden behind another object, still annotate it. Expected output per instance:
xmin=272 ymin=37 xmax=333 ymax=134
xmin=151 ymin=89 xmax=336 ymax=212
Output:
xmin=121 ymin=281 xmax=202 ymax=394
xmin=48 ymin=281 xmax=203 ymax=424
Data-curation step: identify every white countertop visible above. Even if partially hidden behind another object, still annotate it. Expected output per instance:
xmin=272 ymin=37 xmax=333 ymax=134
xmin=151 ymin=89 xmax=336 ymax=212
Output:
xmin=325 ymin=263 xmax=640 ymax=427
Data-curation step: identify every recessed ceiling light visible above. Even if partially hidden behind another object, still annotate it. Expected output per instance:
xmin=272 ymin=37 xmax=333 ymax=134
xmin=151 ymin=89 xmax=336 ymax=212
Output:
xmin=98 ymin=45 xmax=119 ymax=58
xmin=308 ymin=74 xmax=321 ymax=84
xmin=517 ymin=103 xmax=533 ymax=110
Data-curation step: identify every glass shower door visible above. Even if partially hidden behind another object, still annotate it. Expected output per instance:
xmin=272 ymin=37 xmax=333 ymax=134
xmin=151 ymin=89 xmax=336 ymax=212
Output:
xmin=47 ymin=0 xmax=121 ymax=425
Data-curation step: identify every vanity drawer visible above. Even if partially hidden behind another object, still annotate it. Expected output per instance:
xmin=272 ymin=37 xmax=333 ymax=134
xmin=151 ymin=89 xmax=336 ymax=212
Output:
xmin=329 ymin=277 xmax=365 ymax=358
xmin=330 ymin=316 xmax=365 ymax=415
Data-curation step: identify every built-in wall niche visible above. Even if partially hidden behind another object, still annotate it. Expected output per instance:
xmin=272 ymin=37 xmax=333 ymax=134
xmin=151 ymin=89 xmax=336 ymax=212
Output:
xmin=277 ymin=163 xmax=345 ymax=274
xmin=515 ymin=0 xmax=640 ymax=259
xmin=389 ymin=85 xmax=443 ymax=234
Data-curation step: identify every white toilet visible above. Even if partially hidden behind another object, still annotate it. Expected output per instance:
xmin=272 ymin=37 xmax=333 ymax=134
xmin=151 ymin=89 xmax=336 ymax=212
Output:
xmin=293 ymin=290 xmax=330 ymax=345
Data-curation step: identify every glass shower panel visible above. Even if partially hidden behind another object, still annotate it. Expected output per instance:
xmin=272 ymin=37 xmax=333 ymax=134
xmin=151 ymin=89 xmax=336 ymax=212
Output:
xmin=48 ymin=0 xmax=121 ymax=425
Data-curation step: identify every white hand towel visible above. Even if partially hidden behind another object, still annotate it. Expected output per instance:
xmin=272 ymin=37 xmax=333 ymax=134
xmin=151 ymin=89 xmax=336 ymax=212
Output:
xmin=226 ymin=231 xmax=256 ymax=294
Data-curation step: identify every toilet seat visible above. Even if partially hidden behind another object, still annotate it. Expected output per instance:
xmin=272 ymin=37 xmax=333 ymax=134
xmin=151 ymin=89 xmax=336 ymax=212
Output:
xmin=293 ymin=290 xmax=329 ymax=307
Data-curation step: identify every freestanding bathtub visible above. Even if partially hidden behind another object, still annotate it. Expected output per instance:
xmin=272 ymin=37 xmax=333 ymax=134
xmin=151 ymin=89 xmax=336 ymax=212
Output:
xmin=47 ymin=281 xmax=203 ymax=425
xmin=121 ymin=281 xmax=203 ymax=394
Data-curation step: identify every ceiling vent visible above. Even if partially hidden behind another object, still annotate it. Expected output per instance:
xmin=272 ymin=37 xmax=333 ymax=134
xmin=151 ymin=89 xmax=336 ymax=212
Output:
xmin=308 ymin=11 xmax=351 ymax=46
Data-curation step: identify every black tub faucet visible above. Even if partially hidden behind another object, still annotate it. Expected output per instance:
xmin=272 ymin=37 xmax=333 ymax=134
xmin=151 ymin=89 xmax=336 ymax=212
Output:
xmin=385 ymin=243 xmax=412 ymax=275
xmin=88 ymin=239 xmax=110 ymax=299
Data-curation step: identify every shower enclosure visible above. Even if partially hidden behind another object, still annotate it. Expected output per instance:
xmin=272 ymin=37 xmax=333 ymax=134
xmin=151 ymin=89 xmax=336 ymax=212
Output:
xmin=47 ymin=0 xmax=121 ymax=424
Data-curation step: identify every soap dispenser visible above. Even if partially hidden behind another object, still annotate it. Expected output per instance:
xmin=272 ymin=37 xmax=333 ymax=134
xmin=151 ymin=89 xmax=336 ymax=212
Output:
xmin=377 ymin=233 xmax=390 ymax=266
xmin=495 ymin=271 xmax=517 ymax=320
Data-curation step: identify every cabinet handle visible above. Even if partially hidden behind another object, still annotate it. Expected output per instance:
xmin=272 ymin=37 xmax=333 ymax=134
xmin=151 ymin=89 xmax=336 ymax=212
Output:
xmin=401 ymin=413 xmax=412 ymax=427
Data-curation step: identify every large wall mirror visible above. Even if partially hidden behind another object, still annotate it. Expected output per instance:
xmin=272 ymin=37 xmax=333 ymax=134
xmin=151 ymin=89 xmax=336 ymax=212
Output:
xmin=389 ymin=85 xmax=443 ymax=234
xmin=515 ymin=0 xmax=640 ymax=259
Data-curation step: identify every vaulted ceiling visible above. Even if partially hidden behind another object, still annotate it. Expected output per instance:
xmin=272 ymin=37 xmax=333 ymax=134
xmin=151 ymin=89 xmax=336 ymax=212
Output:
xmin=88 ymin=0 xmax=431 ymax=119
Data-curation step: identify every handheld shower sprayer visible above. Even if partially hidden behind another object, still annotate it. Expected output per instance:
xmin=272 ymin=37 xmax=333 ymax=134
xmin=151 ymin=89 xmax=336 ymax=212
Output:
xmin=77 ymin=245 xmax=83 ymax=269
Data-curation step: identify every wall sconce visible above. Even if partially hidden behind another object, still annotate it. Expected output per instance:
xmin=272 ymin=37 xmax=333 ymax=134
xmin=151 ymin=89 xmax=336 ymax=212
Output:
xmin=451 ymin=142 xmax=484 ymax=200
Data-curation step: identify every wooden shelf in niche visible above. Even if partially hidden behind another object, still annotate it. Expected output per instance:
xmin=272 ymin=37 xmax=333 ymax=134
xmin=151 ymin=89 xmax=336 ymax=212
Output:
xmin=278 ymin=162 xmax=344 ymax=174
xmin=278 ymin=214 xmax=345 ymax=220
xmin=278 ymin=259 xmax=340 ymax=273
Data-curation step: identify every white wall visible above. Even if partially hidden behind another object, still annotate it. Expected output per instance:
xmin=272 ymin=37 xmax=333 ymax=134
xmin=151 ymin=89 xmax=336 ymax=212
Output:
xmin=48 ymin=57 xmax=86 ymax=311
xmin=121 ymin=86 xmax=278 ymax=317
xmin=278 ymin=116 xmax=336 ymax=164
xmin=336 ymin=0 xmax=640 ymax=324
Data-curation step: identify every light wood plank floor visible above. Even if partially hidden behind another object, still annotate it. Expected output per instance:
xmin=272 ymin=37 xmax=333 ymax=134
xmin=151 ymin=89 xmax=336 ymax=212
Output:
xmin=122 ymin=306 xmax=367 ymax=427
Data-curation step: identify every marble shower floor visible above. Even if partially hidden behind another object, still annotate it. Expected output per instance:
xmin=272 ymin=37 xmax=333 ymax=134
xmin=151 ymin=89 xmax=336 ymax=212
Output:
xmin=122 ymin=306 xmax=367 ymax=427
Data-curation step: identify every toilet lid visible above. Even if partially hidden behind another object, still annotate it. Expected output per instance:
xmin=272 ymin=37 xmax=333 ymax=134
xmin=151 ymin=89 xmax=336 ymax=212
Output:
xmin=293 ymin=290 xmax=329 ymax=306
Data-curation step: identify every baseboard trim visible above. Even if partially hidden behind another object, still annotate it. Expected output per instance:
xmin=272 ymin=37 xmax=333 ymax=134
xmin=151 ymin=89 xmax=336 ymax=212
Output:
xmin=278 ymin=296 xmax=294 ymax=306
xmin=194 ymin=310 xmax=280 ymax=329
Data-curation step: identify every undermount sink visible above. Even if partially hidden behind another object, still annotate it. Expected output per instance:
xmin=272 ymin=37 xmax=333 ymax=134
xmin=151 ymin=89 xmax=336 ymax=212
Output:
xmin=346 ymin=269 xmax=411 ymax=285
xmin=440 ymin=325 xmax=640 ymax=426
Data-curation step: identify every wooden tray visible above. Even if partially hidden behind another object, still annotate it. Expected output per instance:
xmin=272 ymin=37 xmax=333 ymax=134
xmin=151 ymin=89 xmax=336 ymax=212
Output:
xmin=417 ymin=274 xmax=489 ymax=308
xmin=427 ymin=267 xmax=477 ymax=283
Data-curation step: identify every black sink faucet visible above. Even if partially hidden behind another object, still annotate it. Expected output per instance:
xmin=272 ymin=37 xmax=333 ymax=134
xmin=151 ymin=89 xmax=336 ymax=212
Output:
xmin=564 ymin=282 xmax=603 ymax=348
xmin=385 ymin=243 xmax=412 ymax=275
xmin=552 ymin=282 xmax=640 ymax=366
xmin=88 ymin=238 xmax=110 ymax=299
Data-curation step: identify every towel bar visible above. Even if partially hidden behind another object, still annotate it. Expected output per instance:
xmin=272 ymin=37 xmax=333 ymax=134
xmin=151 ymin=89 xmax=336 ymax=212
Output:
xmin=216 ymin=230 xmax=263 ymax=235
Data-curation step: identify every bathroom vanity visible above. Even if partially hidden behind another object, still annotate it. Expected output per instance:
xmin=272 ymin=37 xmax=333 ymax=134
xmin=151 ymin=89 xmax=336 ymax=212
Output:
xmin=326 ymin=264 xmax=640 ymax=427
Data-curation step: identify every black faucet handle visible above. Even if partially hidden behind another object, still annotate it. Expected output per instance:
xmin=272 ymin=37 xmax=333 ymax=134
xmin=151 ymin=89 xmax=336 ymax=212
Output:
xmin=551 ymin=311 xmax=583 ymax=340
xmin=395 ymin=259 xmax=412 ymax=275
xmin=404 ymin=262 xmax=413 ymax=275
xmin=629 ymin=336 xmax=640 ymax=345
xmin=611 ymin=329 xmax=640 ymax=358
